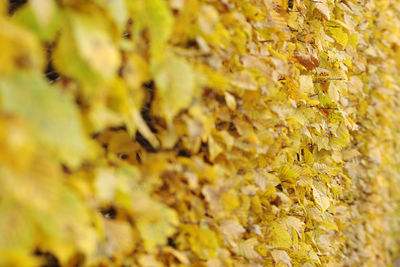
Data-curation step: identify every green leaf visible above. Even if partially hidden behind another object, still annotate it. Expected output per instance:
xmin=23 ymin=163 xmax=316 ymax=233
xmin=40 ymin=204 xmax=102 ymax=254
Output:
xmin=70 ymin=13 xmax=120 ymax=80
xmin=94 ymin=0 xmax=128 ymax=32
xmin=53 ymin=11 xmax=120 ymax=89
xmin=14 ymin=0 xmax=62 ymax=42
xmin=133 ymin=192 xmax=179 ymax=250
xmin=0 ymin=72 xmax=88 ymax=167
xmin=128 ymin=0 xmax=173 ymax=72
xmin=154 ymin=55 xmax=196 ymax=123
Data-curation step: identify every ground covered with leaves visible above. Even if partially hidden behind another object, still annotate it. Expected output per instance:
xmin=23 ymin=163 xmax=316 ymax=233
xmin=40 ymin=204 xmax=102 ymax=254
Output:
xmin=1 ymin=0 xmax=400 ymax=266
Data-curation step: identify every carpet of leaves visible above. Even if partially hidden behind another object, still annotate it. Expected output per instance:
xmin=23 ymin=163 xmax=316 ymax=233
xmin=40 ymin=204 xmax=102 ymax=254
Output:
xmin=1 ymin=0 xmax=400 ymax=266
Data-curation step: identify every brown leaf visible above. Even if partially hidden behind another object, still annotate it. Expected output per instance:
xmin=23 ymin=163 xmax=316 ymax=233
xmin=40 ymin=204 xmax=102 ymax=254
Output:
xmin=294 ymin=52 xmax=319 ymax=71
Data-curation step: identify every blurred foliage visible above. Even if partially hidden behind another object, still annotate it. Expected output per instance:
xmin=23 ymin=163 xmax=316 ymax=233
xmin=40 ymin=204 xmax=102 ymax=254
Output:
xmin=1 ymin=0 xmax=400 ymax=266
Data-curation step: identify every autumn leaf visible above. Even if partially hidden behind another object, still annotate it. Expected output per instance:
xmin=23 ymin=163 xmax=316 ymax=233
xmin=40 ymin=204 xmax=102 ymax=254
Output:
xmin=0 ymin=0 xmax=399 ymax=266
xmin=0 ymin=72 xmax=88 ymax=167
xmin=154 ymin=54 xmax=196 ymax=123
xmin=294 ymin=51 xmax=319 ymax=71
xmin=267 ymin=222 xmax=292 ymax=249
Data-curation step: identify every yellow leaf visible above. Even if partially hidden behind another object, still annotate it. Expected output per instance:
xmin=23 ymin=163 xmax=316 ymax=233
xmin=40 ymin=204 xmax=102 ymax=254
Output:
xmin=198 ymin=5 xmax=219 ymax=34
xmin=186 ymin=225 xmax=219 ymax=260
xmin=299 ymin=75 xmax=314 ymax=95
xmin=312 ymin=185 xmax=330 ymax=212
xmin=70 ymin=13 xmax=120 ymax=80
xmin=229 ymin=70 xmax=258 ymax=90
xmin=267 ymin=222 xmax=292 ymax=249
xmin=271 ymin=250 xmax=292 ymax=267
xmin=327 ymin=24 xmax=348 ymax=49
xmin=154 ymin=54 xmax=196 ymax=123
xmin=221 ymin=190 xmax=240 ymax=212
xmin=315 ymin=0 xmax=330 ymax=21
xmin=208 ymin=135 xmax=223 ymax=161
xmin=129 ymin=0 xmax=173 ymax=71
xmin=224 ymin=91 xmax=237 ymax=110
xmin=100 ymin=219 xmax=137 ymax=257
xmin=328 ymin=82 xmax=340 ymax=102
xmin=234 ymin=238 xmax=259 ymax=259
xmin=0 ymin=17 xmax=44 ymax=75
xmin=0 ymin=73 xmax=88 ymax=167
xmin=133 ymin=193 xmax=179 ymax=250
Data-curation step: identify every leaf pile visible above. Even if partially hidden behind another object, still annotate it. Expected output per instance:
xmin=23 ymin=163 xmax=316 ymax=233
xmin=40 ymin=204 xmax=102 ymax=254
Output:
xmin=1 ymin=0 xmax=400 ymax=266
